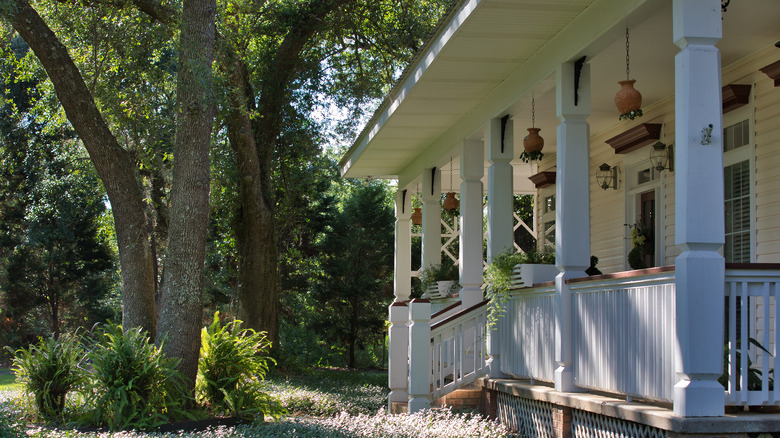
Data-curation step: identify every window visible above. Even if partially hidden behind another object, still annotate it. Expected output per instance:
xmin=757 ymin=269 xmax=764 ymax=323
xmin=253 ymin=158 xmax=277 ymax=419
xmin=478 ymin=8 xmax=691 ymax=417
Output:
xmin=723 ymin=118 xmax=753 ymax=263
xmin=544 ymin=195 xmax=555 ymax=214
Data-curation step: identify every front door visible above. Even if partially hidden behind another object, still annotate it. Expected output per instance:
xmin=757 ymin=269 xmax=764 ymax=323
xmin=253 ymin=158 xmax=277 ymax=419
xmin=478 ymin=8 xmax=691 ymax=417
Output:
xmin=639 ymin=190 xmax=655 ymax=268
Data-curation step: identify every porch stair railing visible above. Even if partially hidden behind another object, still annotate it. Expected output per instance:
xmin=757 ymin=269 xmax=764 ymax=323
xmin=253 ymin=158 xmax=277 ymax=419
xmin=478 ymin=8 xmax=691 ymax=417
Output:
xmin=430 ymin=300 xmax=490 ymax=401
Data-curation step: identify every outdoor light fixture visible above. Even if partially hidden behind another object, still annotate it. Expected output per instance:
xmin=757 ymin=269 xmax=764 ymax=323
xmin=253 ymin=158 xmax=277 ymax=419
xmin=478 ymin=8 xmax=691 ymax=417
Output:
xmin=649 ymin=142 xmax=673 ymax=172
xmin=596 ymin=163 xmax=619 ymax=190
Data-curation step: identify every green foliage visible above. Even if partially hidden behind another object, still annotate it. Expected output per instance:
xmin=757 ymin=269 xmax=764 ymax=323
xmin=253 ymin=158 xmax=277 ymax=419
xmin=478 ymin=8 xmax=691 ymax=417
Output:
xmin=0 ymin=37 xmax=118 ymax=347
xmin=519 ymin=150 xmax=544 ymax=163
xmin=719 ymin=337 xmax=774 ymax=391
xmin=197 ymin=312 xmax=284 ymax=419
xmin=619 ymin=108 xmax=643 ymax=121
xmin=312 ymin=183 xmax=395 ymax=368
xmin=11 ymin=333 xmax=84 ymax=419
xmin=80 ymin=324 xmax=189 ymax=430
xmin=0 ymin=396 xmax=25 ymax=438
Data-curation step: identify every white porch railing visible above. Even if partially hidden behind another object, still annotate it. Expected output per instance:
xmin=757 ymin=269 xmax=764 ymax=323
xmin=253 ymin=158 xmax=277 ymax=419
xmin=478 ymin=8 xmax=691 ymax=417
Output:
xmin=724 ymin=266 xmax=780 ymax=406
xmin=491 ymin=265 xmax=780 ymax=407
xmin=430 ymin=300 xmax=489 ymax=400
xmin=498 ymin=284 xmax=556 ymax=382
xmin=396 ymin=265 xmax=780 ymax=412
xmin=569 ymin=268 xmax=677 ymax=402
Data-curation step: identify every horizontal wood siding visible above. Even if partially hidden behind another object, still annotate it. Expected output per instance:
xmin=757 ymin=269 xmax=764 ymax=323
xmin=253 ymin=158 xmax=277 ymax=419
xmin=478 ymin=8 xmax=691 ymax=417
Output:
xmin=756 ymin=67 xmax=780 ymax=263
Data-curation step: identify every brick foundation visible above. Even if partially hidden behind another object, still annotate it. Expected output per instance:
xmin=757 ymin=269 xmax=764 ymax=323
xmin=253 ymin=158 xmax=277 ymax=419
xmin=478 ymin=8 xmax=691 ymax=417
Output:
xmin=552 ymin=405 xmax=573 ymax=438
xmin=433 ymin=387 xmax=482 ymax=409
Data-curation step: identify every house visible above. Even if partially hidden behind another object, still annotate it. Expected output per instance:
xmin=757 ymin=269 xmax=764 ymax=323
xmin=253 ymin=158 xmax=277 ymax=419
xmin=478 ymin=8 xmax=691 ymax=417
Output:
xmin=338 ymin=0 xmax=780 ymax=436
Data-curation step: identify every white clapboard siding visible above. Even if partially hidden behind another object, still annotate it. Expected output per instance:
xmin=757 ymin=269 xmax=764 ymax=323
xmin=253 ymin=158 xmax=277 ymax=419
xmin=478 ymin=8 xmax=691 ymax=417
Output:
xmin=755 ymin=67 xmax=780 ymax=263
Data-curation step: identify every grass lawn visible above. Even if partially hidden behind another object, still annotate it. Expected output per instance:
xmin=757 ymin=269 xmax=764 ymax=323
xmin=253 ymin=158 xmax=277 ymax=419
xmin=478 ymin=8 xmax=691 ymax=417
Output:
xmin=0 ymin=367 xmax=21 ymax=391
xmin=0 ymin=368 xmax=517 ymax=437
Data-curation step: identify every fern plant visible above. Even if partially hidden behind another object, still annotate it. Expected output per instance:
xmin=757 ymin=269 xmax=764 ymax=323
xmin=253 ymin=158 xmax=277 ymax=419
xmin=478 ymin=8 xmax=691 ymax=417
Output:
xmin=81 ymin=323 xmax=189 ymax=430
xmin=12 ymin=333 xmax=85 ymax=419
xmin=197 ymin=312 xmax=285 ymax=419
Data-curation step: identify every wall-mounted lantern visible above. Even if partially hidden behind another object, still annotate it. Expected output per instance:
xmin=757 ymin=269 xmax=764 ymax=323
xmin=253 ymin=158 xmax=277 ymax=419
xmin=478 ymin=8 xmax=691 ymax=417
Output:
xmin=596 ymin=163 xmax=619 ymax=190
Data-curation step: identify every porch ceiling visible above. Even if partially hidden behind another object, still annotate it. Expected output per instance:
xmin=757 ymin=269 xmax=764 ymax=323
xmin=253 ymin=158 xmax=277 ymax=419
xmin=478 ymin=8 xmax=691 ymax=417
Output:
xmin=339 ymin=0 xmax=780 ymax=192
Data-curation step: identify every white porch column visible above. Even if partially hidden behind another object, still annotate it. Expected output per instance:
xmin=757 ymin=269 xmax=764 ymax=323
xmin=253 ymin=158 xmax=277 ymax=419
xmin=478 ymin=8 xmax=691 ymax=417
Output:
xmin=554 ymin=61 xmax=591 ymax=393
xmin=672 ymin=0 xmax=725 ymax=417
xmin=422 ymin=167 xmax=442 ymax=271
xmin=387 ymin=301 xmax=409 ymax=411
xmin=486 ymin=117 xmax=514 ymax=378
xmin=408 ymin=298 xmax=431 ymax=413
xmin=394 ymin=189 xmax=412 ymax=302
xmin=459 ymin=139 xmax=485 ymax=308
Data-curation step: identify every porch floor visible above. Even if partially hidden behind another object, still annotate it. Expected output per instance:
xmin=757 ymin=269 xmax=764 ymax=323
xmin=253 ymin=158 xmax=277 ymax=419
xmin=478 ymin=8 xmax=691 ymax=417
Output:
xmin=478 ymin=377 xmax=780 ymax=435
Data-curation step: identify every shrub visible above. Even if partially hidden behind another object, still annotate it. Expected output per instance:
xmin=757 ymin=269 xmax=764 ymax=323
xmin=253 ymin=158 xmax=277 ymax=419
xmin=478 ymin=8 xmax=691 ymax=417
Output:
xmin=81 ymin=323 xmax=189 ymax=430
xmin=11 ymin=333 xmax=84 ymax=419
xmin=197 ymin=312 xmax=284 ymax=419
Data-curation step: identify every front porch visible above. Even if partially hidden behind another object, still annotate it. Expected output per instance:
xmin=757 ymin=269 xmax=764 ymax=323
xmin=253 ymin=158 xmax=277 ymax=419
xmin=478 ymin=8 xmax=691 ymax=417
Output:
xmin=339 ymin=0 xmax=780 ymax=432
xmin=393 ymin=264 xmax=780 ymax=436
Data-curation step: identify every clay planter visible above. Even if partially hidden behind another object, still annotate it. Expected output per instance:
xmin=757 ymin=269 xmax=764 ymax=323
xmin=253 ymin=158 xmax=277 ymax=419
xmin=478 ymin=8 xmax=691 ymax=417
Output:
xmin=442 ymin=192 xmax=459 ymax=213
xmin=614 ymin=79 xmax=642 ymax=115
xmin=523 ymin=128 xmax=544 ymax=153
xmin=411 ymin=207 xmax=422 ymax=225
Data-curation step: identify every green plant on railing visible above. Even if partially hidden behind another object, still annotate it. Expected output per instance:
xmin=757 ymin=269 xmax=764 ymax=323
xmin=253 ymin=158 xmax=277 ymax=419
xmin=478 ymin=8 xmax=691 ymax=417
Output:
xmin=484 ymin=248 xmax=554 ymax=329
xmin=197 ymin=312 xmax=285 ymax=420
xmin=719 ymin=336 xmax=774 ymax=392
xmin=420 ymin=258 xmax=460 ymax=297
xmin=11 ymin=333 xmax=85 ymax=419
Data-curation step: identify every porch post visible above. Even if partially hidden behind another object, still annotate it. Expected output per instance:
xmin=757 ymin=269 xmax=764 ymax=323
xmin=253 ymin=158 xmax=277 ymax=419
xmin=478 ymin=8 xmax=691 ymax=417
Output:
xmin=394 ymin=189 xmax=412 ymax=302
xmin=486 ymin=117 xmax=514 ymax=378
xmin=408 ymin=298 xmax=432 ymax=413
xmin=672 ymin=0 xmax=725 ymax=417
xmin=421 ymin=167 xmax=442 ymax=272
xmin=460 ymin=139 xmax=485 ymax=308
xmin=554 ymin=61 xmax=591 ymax=393
xmin=387 ymin=301 xmax=409 ymax=411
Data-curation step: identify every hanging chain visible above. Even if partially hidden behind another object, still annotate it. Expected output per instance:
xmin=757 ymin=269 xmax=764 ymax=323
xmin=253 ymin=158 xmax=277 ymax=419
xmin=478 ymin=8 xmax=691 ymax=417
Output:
xmin=449 ymin=158 xmax=453 ymax=191
xmin=625 ymin=27 xmax=630 ymax=80
xmin=531 ymin=97 xmax=536 ymax=128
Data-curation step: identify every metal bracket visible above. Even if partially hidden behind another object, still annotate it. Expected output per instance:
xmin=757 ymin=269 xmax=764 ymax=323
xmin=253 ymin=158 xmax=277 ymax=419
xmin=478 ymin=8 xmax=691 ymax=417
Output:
xmin=701 ymin=124 xmax=713 ymax=145
xmin=574 ymin=56 xmax=587 ymax=106
xmin=500 ymin=115 xmax=509 ymax=153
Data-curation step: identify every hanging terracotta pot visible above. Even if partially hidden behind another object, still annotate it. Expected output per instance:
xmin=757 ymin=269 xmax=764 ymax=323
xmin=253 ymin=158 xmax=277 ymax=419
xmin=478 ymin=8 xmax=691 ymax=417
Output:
xmin=614 ymin=80 xmax=642 ymax=115
xmin=442 ymin=192 xmax=459 ymax=213
xmin=411 ymin=207 xmax=422 ymax=225
xmin=523 ymin=128 xmax=544 ymax=153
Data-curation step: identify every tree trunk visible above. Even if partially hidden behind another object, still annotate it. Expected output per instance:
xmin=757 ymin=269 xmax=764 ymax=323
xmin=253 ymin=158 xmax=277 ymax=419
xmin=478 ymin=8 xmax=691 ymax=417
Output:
xmin=156 ymin=0 xmax=215 ymax=389
xmin=229 ymin=0 xmax=348 ymax=344
xmin=4 ymin=0 xmax=157 ymax=336
xmin=220 ymin=50 xmax=278 ymax=342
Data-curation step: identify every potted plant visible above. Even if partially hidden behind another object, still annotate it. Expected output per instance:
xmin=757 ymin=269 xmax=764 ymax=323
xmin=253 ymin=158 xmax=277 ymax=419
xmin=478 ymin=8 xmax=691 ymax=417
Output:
xmin=514 ymin=247 xmax=557 ymax=287
xmin=626 ymin=221 xmax=653 ymax=269
xmin=420 ymin=259 xmax=460 ymax=299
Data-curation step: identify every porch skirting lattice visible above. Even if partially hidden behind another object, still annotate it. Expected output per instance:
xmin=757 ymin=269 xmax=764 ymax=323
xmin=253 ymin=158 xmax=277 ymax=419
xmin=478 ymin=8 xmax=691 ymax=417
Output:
xmin=571 ymin=408 xmax=668 ymax=438
xmin=496 ymin=390 xmax=669 ymax=438
xmin=496 ymin=391 xmax=555 ymax=437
